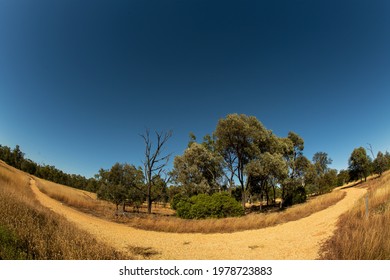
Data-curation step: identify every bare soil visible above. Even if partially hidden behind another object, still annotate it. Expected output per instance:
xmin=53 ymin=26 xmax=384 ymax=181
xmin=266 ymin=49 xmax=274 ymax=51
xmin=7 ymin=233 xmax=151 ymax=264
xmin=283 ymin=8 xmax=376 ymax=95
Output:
xmin=29 ymin=178 xmax=366 ymax=260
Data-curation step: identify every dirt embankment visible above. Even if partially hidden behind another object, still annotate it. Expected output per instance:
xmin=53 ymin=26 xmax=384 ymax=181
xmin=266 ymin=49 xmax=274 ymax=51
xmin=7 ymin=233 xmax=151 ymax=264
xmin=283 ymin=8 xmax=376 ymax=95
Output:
xmin=29 ymin=178 xmax=366 ymax=260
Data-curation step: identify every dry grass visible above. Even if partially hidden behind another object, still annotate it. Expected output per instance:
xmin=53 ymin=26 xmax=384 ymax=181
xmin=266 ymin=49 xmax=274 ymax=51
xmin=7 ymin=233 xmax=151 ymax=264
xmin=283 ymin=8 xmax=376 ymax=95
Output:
xmin=10 ymin=159 xmax=346 ymax=234
xmin=117 ymin=189 xmax=346 ymax=233
xmin=34 ymin=176 xmax=174 ymax=217
xmin=320 ymin=170 xmax=390 ymax=259
xmin=34 ymin=177 xmax=114 ymax=217
xmin=0 ymin=161 xmax=128 ymax=259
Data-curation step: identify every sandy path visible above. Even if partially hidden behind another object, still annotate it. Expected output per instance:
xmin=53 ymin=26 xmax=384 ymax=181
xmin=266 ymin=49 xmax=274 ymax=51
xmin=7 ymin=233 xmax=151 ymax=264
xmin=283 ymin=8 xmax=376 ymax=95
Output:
xmin=29 ymin=178 xmax=366 ymax=260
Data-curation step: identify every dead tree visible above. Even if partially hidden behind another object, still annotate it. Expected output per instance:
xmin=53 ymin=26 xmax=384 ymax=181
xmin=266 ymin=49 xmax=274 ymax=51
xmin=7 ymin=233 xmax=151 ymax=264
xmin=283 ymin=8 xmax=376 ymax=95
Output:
xmin=140 ymin=129 xmax=172 ymax=214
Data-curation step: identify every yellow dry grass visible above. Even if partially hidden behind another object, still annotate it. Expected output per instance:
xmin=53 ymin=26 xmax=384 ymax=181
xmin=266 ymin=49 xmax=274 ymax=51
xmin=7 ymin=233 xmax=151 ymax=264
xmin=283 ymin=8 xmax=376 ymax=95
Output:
xmin=0 ymin=160 xmax=127 ymax=259
xmin=320 ymin=170 xmax=390 ymax=259
xmin=34 ymin=176 xmax=113 ymax=216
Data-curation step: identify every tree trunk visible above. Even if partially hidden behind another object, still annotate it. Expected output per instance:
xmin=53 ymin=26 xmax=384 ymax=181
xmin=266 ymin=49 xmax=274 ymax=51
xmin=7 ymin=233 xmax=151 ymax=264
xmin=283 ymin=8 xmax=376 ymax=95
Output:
xmin=147 ymin=182 xmax=152 ymax=214
xmin=280 ymin=186 xmax=285 ymax=209
xmin=273 ymin=185 xmax=276 ymax=205
xmin=147 ymin=197 xmax=152 ymax=214
xmin=260 ymin=193 xmax=263 ymax=211
xmin=241 ymin=185 xmax=246 ymax=209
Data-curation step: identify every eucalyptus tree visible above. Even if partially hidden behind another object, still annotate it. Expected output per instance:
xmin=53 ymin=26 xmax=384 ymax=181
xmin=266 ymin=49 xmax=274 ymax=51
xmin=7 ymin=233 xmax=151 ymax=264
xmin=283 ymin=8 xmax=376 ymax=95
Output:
xmin=171 ymin=142 xmax=223 ymax=197
xmin=312 ymin=152 xmax=332 ymax=175
xmin=373 ymin=151 xmax=388 ymax=177
xmin=97 ymin=163 xmax=144 ymax=211
xmin=245 ymin=152 xmax=288 ymax=207
xmin=337 ymin=169 xmax=350 ymax=186
xmin=311 ymin=152 xmax=337 ymax=193
xmin=214 ymin=114 xmax=269 ymax=206
xmin=280 ymin=132 xmax=309 ymax=206
xmin=349 ymin=147 xmax=371 ymax=182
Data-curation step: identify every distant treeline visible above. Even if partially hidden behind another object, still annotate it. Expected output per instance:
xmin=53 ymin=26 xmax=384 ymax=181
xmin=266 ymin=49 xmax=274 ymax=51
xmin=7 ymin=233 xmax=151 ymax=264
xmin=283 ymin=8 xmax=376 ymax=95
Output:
xmin=0 ymin=144 xmax=99 ymax=192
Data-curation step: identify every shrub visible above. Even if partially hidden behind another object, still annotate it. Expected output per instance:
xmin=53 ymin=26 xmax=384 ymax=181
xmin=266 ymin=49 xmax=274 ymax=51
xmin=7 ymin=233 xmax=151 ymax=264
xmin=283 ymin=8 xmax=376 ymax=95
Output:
xmin=175 ymin=192 xmax=244 ymax=219
xmin=170 ymin=193 xmax=187 ymax=210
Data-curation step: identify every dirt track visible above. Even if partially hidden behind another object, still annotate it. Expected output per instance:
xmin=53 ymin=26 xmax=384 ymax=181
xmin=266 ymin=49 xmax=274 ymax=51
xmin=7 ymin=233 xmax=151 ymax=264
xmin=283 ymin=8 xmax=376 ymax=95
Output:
xmin=30 ymin=178 xmax=366 ymax=260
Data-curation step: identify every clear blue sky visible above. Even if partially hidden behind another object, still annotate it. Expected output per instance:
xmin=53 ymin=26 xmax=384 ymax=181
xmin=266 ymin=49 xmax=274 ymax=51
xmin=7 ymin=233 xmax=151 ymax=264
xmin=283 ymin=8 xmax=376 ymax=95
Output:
xmin=1 ymin=0 xmax=389 ymax=178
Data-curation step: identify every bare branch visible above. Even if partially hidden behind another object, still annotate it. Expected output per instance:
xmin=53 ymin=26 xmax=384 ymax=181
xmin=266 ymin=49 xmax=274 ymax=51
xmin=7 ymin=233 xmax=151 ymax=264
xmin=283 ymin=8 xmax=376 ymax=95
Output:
xmin=366 ymin=143 xmax=375 ymax=159
xmin=140 ymin=128 xmax=173 ymax=214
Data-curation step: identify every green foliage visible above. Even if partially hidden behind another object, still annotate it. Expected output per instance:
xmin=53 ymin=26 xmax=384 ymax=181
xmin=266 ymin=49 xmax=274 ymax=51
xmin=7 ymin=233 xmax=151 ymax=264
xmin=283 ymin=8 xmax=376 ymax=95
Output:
xmin=312 ymin=152 xmax=332 ymax=175
xmin=175 ymin=192 xmax=244 ymax=219
xmin=230 ymin=187 xmax=243 ymax=203
xmin=283 ymin=186 xmax=307 ymax=206
xmin=349 ymin=147 xmax=371 ymax=181
xmin=170 ymin=193 xmax=187 ymax=210
xmin=373 ymin=151 xmax=389 ymax=176
xmin=214 ymin=114 xmax=274 ymax=205
xmin=318 ymin=169 xmax=338 ymax=194
xmin=0 ymin=225 xmax=27 ymax=260
xmin=97 ymin=163 xmax=144 ymax=210
xmin=171 ymin=142 xmax=223 ymax=196
xmin=337 ymin=169 xmax=350 ymax=186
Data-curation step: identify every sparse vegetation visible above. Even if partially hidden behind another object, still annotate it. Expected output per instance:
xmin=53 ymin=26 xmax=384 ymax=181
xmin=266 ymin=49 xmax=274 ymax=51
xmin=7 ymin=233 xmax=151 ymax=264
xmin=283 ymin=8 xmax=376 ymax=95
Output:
xmin=319 ymin=171 xmax=390 ymax=259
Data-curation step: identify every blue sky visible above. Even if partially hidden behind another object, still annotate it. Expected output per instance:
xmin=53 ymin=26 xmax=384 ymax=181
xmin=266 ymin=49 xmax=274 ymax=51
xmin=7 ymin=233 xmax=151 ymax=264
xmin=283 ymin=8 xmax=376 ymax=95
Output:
xmin=1 ymin=0 xmax=389 ymax=178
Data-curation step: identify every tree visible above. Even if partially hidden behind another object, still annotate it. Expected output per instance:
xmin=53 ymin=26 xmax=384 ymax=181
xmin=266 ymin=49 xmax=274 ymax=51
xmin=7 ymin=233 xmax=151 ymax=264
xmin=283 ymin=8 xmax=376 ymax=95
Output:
xmin=304 ymin=162 xmax=319 ymax=194
xmin=12 ymin=145 xmax=25 ymax=169
xmin=0 ymin=145 xmax=13 ymax=165
xmin=312 ymin=152 xmax=332 ymax=175
xmin=311 ymin=152 xmax=337 ymax=194
xmin=281 ymin=132 xmax=309 ymax=206
xmin=214 ymin=114 xmax=269 ymax=207
xmin=349 ymin=147 xmax=371 ymax=182
xmin=373 ymin=151 xmax=388 ymax=177
xmin=97 ymin=163 xmax=144 ymax=211
xmin=245 ymin=152 xmax=288 ymax=208
xmin=386 ymin=152 xmax=390 ymax=170
xmin=171 ymin=142 xmax=223 ymax=197
xmin=141 ymin=129 xmax=173 ymax=214
xmin=337 ymin=169 xmax=350 ymax=186
xmin=318 ymin=168 xmax=338 ymax=194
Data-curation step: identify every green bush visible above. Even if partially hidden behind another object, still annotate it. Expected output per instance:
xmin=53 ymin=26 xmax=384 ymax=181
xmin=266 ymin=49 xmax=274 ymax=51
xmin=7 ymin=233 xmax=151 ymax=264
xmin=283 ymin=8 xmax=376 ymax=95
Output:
xmin=175 ymin=192 xmax=244 ymax=219
xmin=284 ymin=186 xmax=307 ymax=207
xmin=170 ymin=193 xmax=187 ymax=210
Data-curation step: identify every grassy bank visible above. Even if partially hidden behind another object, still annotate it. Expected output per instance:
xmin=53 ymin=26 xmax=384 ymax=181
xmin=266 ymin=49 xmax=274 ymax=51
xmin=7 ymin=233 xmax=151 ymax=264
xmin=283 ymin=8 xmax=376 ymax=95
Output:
xmin=320 ymin=171 xmax=390 ymax=259
xmin=0 ymin=161 xmax=127 ymax=260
